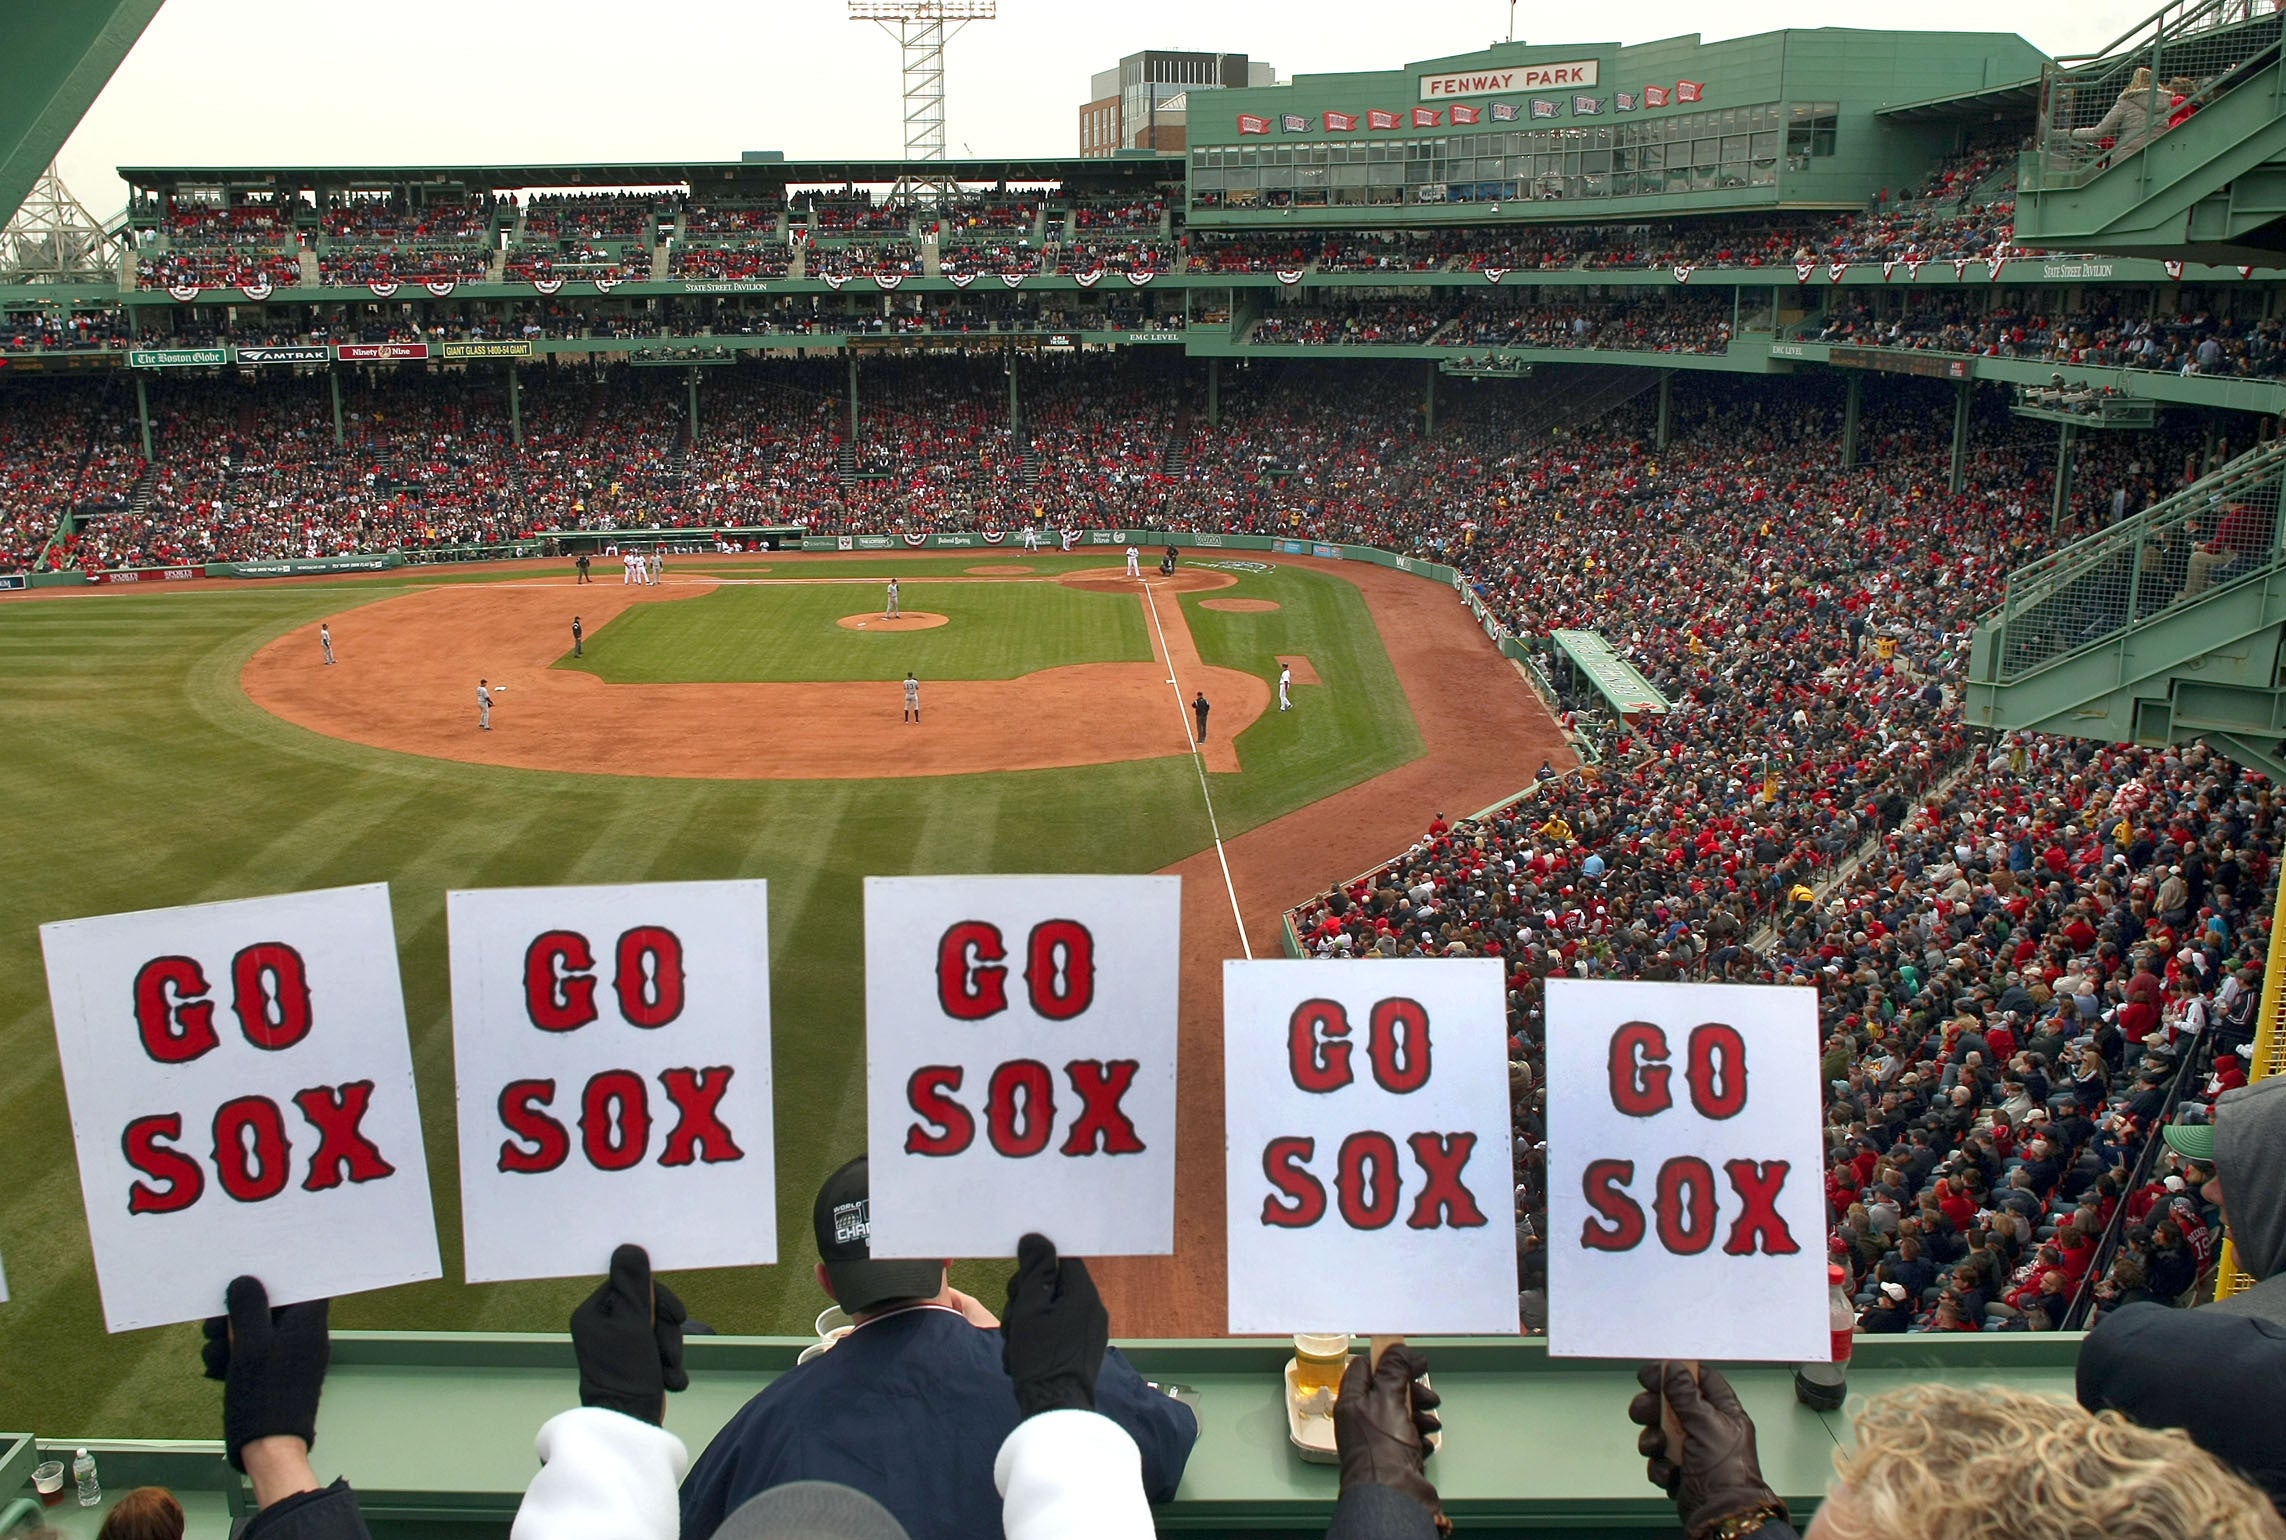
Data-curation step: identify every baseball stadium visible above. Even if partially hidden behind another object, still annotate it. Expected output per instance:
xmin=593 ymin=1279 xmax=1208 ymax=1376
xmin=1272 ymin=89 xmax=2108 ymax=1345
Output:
xmin=4 ymin=0 xmax=2286 ymax=1533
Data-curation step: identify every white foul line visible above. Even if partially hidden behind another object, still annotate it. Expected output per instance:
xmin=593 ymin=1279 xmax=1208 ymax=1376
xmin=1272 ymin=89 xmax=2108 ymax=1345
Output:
xmin=1140 ymin=577 xmax=1253 ymax=960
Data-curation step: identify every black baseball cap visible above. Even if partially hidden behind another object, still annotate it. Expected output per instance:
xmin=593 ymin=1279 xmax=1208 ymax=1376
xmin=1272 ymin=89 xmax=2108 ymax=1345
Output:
xmin=813 ymin=1156 xmax=943 ymax=1316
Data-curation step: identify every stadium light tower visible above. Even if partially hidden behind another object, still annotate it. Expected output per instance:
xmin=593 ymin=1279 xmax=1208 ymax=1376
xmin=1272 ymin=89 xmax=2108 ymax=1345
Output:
xmin=1 ymin=161 xmax=123 ymax=284
xmin=849 ymin=0 xmax=996 ymax=210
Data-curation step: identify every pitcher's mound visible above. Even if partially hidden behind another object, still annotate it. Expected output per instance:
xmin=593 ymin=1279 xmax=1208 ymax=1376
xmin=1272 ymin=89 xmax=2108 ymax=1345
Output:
xmin=1201 ymin=598 xmax=1281 ymax=613
xmin=839 ymin=612 xmax=949 ymax=631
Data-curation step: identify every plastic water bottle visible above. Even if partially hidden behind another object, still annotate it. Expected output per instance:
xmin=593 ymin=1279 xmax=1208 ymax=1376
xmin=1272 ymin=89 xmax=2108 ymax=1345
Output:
xmin=1792 ymin=1263 xmax=1855 ymax=1411
xmin=72 ymin=1448 xmax=100 ymax=1508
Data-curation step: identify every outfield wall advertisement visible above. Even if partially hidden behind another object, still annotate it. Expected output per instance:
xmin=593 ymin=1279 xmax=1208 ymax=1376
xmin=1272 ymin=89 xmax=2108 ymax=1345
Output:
xmin=207 ymin=554 xmax=406 ymax=578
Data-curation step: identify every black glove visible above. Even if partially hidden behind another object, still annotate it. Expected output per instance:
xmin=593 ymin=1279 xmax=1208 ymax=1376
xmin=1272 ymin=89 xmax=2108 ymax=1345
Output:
xmin=1335 ymin=1343 xmax=1448 ymax=1533
xmin=571 ymin=1243 xmax=689 ymax=1426
xmin=1000 ymin=1232 xmax=1107 ymax=1418
xmin=1625 ymin=1362 xmax=1787 ymax=1540
xmin=200 ymin=1276 xmax=330 ymax=1473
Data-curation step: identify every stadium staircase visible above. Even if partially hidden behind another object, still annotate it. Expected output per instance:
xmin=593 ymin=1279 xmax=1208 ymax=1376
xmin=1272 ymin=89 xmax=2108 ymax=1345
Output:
xmin=834 ymin=440 xmax=857 ymax=482
xmin=2014 ymin=0 xmax=2286 ymax=260
xmin=1017 ymin=440 xmax=1041 ymax=488
xmin=1500 ymin=364 xmax=1668 ymax=444
xmin=1162 ymin=410 xmax=1192 ymax=478
xmin=1964 ymin=435 xmax=2286 ymax=779
xmin=124 ymin=461 xmax=156 ymax=516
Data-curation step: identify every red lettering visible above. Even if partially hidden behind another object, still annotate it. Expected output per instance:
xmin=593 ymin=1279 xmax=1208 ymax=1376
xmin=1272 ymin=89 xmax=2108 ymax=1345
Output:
xmin=1368 ymin=997 xmax=1431 ymax=1093
xmin=525 ymin=931 xmax=598 ymax=1032
xmin=937 ymin=922 xmax=1008 ymax=1020
xmin=1024 ymin=920 xmax=1094 ymax=1020
xmin=1609 ymin=1022 xmax=1672 ymax=1116
xmin=230 ymin=943 xmax=313 ymax=1051
xmin=1335 ymin=1131 xmax=1401 ymax=1230
xmin=1261 ymin=1136 xmax=1326 ymax=1227
xmin=1686 ymin=1023 xmax=1748 ymax=1120
xmin=580 ymin=1069 xmax=650 ymax=1172
xmin=1405 ymin=1132 xmax=1486 ymax=1229
xmin=211 ymin=1096 xmax=291 ymax=1203
xmin=658 ymin=1066 xmax=742 ymax=1166
xmin=498 ymin=1078 xmax=570 ymax=1173
xmin=133 ymin=956 xmax=218 ymax=1064
xmin=613 ymin=926 xmax=685 ymax=1029
xmin=1059 ymin=1059 xmax=1144 ymax=1155
xmin=987 ymin=1059 xmax=1055 ymax=1156
xmin=1654 ymin=1156 xmax=1718 ymax=1255
xmin=294 ymin=1081 xmax=395 ymax=1191
xmin=1581 ymin=1158 xmax=1645 ymax=1251
xmin=123 ymin=1113 xmax=204 ymax=1214
xmin=1723 ymin=1159 xmax=1799 ymax=1256
xmin=905 ymin=1066 xmax=974 ymax=1155
xmin=1287 ymin=999 xmax=1353 ymax=1092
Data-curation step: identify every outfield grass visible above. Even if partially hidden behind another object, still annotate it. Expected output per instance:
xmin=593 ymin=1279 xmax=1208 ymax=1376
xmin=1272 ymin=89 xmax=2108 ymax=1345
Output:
xmin=564 ymin=577 xmax=1151 ymax=683
xmin=0 ymin=555 xmax=1418 ymax=1437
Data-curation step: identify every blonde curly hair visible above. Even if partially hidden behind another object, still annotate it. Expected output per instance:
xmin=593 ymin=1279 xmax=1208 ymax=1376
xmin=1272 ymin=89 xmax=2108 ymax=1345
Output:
xmin=1827 ymin=1384 xmax=2281 ymax=1540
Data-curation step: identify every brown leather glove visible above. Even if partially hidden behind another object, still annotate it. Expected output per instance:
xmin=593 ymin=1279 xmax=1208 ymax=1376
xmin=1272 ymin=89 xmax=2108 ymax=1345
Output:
xmin=1625 ymin=1362 xmax=1786 ymax=1540
xmin=1334 ymin=1343 xmax=1449 ymax=1534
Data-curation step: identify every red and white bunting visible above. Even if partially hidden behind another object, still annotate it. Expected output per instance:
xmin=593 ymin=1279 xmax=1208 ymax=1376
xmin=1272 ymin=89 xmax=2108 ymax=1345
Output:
xmin=593 ymin=276 xmax=620 ymax=293
xmin=2165 ymin=260 xmax=2185 ymax=281
xmin=1827 ymin=260 xmax=1848 ymax=283
xmin=1952 ymin=256 xmax=1970 ymax=281
xmin=1483 ymin=267 xmax=1510 ymax=284
xmin=531 ymin=276 xmax=564 ymax=295
xmin=1881 ymin=259 xmax=1896 ymax=282
xmin=981 ymin=529 xmax=1006 ymax=545
xmin=999 ymin=273 xmax=1026 ymax=289
xmin=367 ymin=281 xmax=399 ymax=298
xmin=902 ymin=531 xmax=929 ymax=547
xmin=1274 ymin=268 xmax=1305 ymax=286
xmin=1793 ymin=259 xmax=1815 ymax=283
xmin=1903 ymin=257 xmax=1924 ymax=281
xmin=2241 ymin=264 xmax=2257 ymax=279
xmin=819 ymin=273 xmax=846 ymax=290
xmin=239 ymin=277 xmax=274 ymax=302
xmin=1671 ymin=264 xmax=1694 ymax=284
xmin=166 ymin=283 xmax=201 ymax=302
xmin=1986 ymin=253 xmax=2008 ymax=282
xmin=873 ymin=273 xmax=905 ymax=290
xmin=1073 ymin=267 xmax=1105 ymax=288
xmin=1125 ymin=270 xmax=1156 ymax=287
xmin=946 ymin=271 xmax=978 ymax=288
xmin=424 ymin=279 xmax=457 ymax=298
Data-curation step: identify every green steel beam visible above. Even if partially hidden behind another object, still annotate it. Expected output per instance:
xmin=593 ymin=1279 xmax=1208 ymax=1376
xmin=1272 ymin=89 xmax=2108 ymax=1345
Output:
xmin=0 ymin=0 xmax=166 ymax=226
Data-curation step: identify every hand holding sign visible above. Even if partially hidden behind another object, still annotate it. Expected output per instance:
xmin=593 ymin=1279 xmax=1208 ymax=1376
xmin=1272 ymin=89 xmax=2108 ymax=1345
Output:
xmin=1546 ymin=980 xmax=1825 ymax=1361
xmin=1222 ymin=959 xmax=1517 ymax=1335
xmin=447 ymin=882 xmax=775 ymax=1282
xmin=864 ymin=876 xmax=1180 ymax=1258
xmin=40 ymin=884 xmax=439 ymax=1332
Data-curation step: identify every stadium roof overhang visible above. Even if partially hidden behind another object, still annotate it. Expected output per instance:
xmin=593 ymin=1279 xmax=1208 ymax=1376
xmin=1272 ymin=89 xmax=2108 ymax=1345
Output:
xmin=2 ymin=0 xmax=166 ymax=224
xmin=116 ymin=155 xmax=1184 ymax=193
xmin=1876 ymin=76 xmax=2042 ymax=125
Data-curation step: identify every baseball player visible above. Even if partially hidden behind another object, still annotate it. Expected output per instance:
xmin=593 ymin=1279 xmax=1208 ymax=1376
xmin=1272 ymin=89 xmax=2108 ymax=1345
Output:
xmin=320 ymin=623 xmax=335 ymax=665
xmin=576 ymin=553 xmax=592 ymax=583
xmin=1125 ymin=544 xmax=1140 ymax=579
xmin=1192 ymin=691 xmax=1211 ymax=743
xmin=1278 ymin=662 xmax=1292 ymax=712
xmin=648 ymin=548 xmax=663 ymax=584
xmin=622 ymin=551 xmax=637 ymax=586
xmin=1021 ymin=521 xmax=1040 ymax=551
xmin=1060 ymin=527 xmax=1079 ymax=553
xmin=903 ymin=671 xmax=921 ymax=724
xmin=478 ymin=678 xmax=493 ymax=732
xmin=885 ymin=578 xmax=901 ymax=619
xmin=572 ymin=616 xmax=583 ymax=658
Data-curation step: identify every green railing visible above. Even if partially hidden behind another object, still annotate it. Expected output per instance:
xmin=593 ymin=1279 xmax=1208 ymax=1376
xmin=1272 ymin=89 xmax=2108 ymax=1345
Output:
xmin=1985 ymin=434 xmax=2286 ymax=680
xmin=2026 ymin=0 xmax=2285 ymax=193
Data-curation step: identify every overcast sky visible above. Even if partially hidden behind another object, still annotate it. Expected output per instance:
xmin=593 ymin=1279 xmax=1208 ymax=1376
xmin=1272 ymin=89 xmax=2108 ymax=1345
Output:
xmin=53 ymin=0 xmax=2156 ymax=210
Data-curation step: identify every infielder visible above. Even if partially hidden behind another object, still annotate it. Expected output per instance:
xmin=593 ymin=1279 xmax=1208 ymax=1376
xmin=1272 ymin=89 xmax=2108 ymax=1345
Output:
xmin=903 ymin=671 xmax=921 ymax=724
xmin=1021 ymin=522 xmax=1041 ymax=551
xmin=478 ymin=678 xmax=494 ymax=731
xmin=622 ymin=551 xmax=638 ymax=585
xmin=1060 ymin=528 xmax=1079 ymax=553
xmin=1125 ymin=544 xmax=1140 ymax=579
xmin=320 ymin=623 xmax=335 ymax=665
xmin=648 ymin=548 xmax=663 ymax=584
xmin=885 ymin=578 xmax=901 ymax=619
xmin=1278 ymin=662 xmax=1292 ymax=712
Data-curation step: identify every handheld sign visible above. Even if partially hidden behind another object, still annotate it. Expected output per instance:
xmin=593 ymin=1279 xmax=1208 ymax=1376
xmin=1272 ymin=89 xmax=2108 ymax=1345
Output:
xmin=447 ymin=882 xmax=776 ymax=1282
xmin=1223 ymin=958 xmax=1519 ymax=1335
xmin=1545 ymin=978 xmax=1826 ymax=1361
xmin=40 ymin=884 xmax=440 ymax=1332
xmin=865 ymin=875 xmax=1179 ymax=1258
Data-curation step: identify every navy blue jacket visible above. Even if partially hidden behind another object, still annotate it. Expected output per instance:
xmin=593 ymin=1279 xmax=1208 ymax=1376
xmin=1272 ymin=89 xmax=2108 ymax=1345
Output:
xmin=679 ymin=1303 xmax=1197 ymax=1540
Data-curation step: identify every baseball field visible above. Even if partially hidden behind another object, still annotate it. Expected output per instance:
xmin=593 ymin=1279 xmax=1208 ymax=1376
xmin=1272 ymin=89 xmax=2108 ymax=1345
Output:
xmin=0 ymin=548 xmax=1565 ymax=1437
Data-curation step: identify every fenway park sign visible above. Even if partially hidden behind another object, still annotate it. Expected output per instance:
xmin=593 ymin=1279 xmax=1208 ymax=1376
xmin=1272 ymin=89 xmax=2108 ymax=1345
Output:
xmin=1421 ymin=60 xmax=1596 ymax=99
